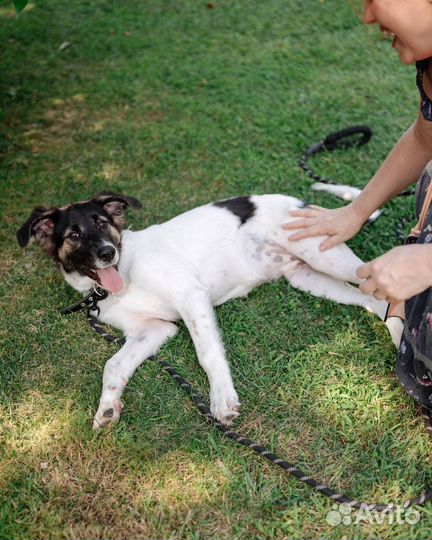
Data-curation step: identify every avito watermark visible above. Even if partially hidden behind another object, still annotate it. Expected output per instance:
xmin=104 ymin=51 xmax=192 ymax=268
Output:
xmin=326 ymin=503 xmax=421 ymax=527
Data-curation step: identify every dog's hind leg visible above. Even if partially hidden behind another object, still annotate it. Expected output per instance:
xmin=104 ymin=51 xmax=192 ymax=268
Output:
xmin=285 ymin=236 xmax=364 ymax=284
xmin=285 ymin=265 xmax=388 ymax=320
xmin=93 ymin=319 xmax=178 ymax=430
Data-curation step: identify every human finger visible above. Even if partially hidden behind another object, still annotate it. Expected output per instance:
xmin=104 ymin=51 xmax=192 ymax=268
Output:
xmin=359 ymin=277 xmax=377 ymax=295
xmin=373 ymin=290 xmax=388 ymax=301
xmin=356 ymin=262 xmax=372 ymax=280
xmin=288 ymin=208 xmax=323 ymax=218
xmin=286 ymin=224 xmax=328 ymax=241
xmin=318 ymin=233 xmax=345 ymax=252
xmin=282 ymin=218 xmax=317 ymax=230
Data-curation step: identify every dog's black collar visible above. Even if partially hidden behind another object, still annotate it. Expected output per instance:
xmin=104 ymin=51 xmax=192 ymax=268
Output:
xmin=61 ymin=286 xmax=108 ymax=316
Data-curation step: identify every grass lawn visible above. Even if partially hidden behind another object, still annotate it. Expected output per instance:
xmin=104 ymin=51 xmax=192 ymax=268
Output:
xmin=1 ymin=0 xmax=432 ymax=538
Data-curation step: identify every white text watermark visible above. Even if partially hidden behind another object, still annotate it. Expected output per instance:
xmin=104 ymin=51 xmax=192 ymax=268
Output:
xmin=326 ymin=503 xmax=421 ymax=527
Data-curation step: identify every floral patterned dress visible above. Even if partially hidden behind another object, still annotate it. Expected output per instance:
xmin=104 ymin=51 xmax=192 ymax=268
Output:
xmin=397 ymin=163 xmax=432 ymax=408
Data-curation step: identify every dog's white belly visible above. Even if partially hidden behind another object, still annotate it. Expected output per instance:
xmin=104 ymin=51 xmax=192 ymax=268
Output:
xmin=210 ymin=241 xmax=302 ymax=304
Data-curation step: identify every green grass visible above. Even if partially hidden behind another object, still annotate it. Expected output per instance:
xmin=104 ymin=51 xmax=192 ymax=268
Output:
xmin=1 ymin=0 xmax=432 ymax=538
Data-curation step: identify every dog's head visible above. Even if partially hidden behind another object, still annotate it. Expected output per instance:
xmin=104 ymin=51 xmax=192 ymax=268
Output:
xmin=17 ymin=192 xmax=142 ymax=293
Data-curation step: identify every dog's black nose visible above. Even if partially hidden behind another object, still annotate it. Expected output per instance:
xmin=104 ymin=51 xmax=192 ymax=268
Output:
xmin=97 ymin=245 xmax=116 ymax=263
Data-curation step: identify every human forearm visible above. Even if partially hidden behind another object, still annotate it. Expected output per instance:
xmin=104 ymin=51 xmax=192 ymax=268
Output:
xmin=352 ymin=119 xmax=432 ymax=221
xmin=284 ymin=113 xmax=432 ymax=251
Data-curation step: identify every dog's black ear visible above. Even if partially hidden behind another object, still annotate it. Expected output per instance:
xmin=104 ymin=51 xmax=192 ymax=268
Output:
xmin=93 ymin=192 xmax=142 ymax=229
xmin=17 ymin=206 xmax=58 ymax=254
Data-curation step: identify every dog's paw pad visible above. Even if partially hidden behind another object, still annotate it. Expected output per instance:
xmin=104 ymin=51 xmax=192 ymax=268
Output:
xmin=102 ymin=408 xmax=114 ymax=418
xmin=93 ymin=399 xmax=123 ymax=430
xmin=218 ymin=407 xmax=240 ymax=426
xmin=222 ymin=412 xmax=239 ymax=425
xmin=210 ymin=387 xmax=241 ymax=425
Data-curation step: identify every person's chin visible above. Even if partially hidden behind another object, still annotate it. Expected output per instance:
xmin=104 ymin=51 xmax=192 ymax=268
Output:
xmin=393 ymin=41 xmax=415 ymax=65
xmin=398 ymin=53 xmax=416 ymax=65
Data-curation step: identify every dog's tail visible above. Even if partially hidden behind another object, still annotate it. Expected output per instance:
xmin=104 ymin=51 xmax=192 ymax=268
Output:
xmin=311 ymin=182 xmax=382 ymax=223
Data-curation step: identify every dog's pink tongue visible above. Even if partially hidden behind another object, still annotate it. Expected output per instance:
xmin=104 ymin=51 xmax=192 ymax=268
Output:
xmin=96 ymin=267 xmax=123 ymax=293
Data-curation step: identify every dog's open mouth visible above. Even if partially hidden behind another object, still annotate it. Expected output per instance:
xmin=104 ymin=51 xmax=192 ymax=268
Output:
xmin=84 ymin=266 xmax=124 ymax=294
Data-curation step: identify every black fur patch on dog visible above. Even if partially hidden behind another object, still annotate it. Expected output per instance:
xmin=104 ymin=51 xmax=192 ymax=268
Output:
xmin=214 ymin=196 xmax=256 ymax=225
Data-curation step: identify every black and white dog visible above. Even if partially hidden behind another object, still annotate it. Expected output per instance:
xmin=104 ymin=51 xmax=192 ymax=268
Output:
xmin=17 ymin=192 xmax=395 ymax=428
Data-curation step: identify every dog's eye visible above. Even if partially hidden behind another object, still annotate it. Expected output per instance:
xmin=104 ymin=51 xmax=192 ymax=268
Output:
xmin=97 ymin=220 xmax=108 ymax=230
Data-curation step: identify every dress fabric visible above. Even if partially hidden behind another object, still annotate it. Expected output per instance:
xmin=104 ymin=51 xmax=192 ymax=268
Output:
xmin=416 ymin=59 xmax=432 ymax=121
xmin=395 ymin=61 xmax=432 ymax=407
xmin=396 ymin=163 xmax=432 ymax=408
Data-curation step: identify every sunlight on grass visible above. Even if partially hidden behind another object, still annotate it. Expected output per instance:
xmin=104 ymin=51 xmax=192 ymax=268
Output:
xmin=0 ymin=391 xmax=75 ymax=455
xmin=133 ymin=451 xmax=230 ymax=510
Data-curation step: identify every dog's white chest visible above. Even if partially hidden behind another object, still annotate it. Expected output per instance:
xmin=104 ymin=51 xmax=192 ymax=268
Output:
xmin=97 ymin=284 xmax=180 ymax=332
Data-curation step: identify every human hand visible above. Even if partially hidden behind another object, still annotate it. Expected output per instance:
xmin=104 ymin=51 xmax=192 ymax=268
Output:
xmin=282 ymin=203 xmax=365 ymax=251
xmin=357 ymin=244 xmax=432 ymax=302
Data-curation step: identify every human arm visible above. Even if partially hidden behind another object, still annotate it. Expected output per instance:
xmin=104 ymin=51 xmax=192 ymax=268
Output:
xmin=284 ymin=106 xmax=432 ymax=250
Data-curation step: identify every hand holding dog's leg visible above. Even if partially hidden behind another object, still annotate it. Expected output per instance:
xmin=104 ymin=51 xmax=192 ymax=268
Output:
xmin=179 ymin=291 xmax=240 ymax=425
xmin=357 ymin=245 xmax=432 ymax=302
xmin=93 ymin=320 xmax=178 ymax=429
xmin=287 ymin=265 xmax=388 ymax=319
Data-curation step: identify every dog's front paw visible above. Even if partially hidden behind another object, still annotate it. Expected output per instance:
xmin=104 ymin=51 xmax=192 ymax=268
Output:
xmin=210 ymin=386 xmax=240 ymax=425
xmin=93 ymin=398 xmax=124 ymax=430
